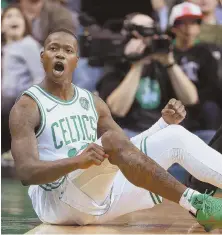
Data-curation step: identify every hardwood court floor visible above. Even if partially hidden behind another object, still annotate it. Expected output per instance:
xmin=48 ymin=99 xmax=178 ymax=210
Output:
xmin=26 ymin=193 xmax=222 ymax=234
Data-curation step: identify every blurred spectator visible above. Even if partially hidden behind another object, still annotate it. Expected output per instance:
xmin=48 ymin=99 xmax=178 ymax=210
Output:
xmin=1 ymin=4 xmax=44 ymax=153
xmin=1 ymin=4 xmax=44 ymax=112
xmin=155 ymin=2 xmax=222 ymax=183
xmin=198 ymin=23 xmax=222 ymax=45
xmin=166 ymin=2 xmax=222 ymax=142
xmin=216 ymin=1 xmax=222 ymax=23
xmin=97 ymin=13 xmax=187 ymax=138
xmin=19 ymin=0 xmax=77 ymax=46
xmin=48 ymin=0 xmax=80 ymax=30
xmin=186 ymin=0 xmax=222 ymax=45
xmin=65 ymin=0 xmax=81 ymax=13
xmin=151 ymin=0 xmax=169 ymax=32
xmin=188 ymin=0 xmax=222 ymax=24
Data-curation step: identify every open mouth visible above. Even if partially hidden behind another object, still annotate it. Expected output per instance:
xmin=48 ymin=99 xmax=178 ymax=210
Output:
xmin=53 ymin=62 xmax=65 ymax=77
xmin=54 ymin=62 xmax=64 ymax=72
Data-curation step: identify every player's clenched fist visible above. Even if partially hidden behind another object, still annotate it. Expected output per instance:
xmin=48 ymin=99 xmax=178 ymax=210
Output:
xmin=75 ymin=143 xmax=109 ymax=169
xmin=161 ymin=98 xmax=186 ymax=125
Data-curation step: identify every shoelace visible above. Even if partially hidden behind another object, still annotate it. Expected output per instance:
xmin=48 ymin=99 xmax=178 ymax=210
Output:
xmin=200 ymin=190 xmax=214 ymax=216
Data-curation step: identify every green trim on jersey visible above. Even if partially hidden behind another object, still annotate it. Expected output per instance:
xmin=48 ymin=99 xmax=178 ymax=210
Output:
xmin=33 ymin=84 xmax=79 ymax=105
xmin=39 ymin=176 xmax=66 ymax=191
xmin=23 ymin=91 xmax=46 ymax=138
xmin=140 ymin=137 xmax=162 ymax=205
xmin=84 ymin=89 xmax=99 ymax=121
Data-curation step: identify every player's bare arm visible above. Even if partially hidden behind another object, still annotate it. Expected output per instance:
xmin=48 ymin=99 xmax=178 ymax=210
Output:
xmin=9 ymin=96 xmax=107 ymax=186
xmin=92 ymin=94 xmax=187 ymax=202
xmin=93 ymin=94 xmax=188 ymax=202
xmin=94 ymin=94 xmax=127 ymax=138
xmin=94 ymin=94 xmax=186 ymax=138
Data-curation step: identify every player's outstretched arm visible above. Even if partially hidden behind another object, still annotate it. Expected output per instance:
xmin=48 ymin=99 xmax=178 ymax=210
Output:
xmin=95 ymin=94 xmax=186 ymax=140
xmin=131 ymin=98 xmax=186 ymax=142
xmin=9 ymin=96 xmax=107 ymax=186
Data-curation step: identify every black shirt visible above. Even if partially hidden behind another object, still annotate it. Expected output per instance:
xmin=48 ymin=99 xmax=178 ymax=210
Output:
xmin=173 ymin=43 xmax=222 ymax=131
xmin=97 ymin=62 xmax=175 ymax=132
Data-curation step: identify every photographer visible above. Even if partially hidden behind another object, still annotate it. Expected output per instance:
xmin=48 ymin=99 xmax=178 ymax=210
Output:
xmin=97 ymin=13 xmax=196 ymax=138
xmin=165 ymin=2 xmax=222 ymax=143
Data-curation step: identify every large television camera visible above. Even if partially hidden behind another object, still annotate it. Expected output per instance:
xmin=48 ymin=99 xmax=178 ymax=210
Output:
xmin=79 ymin=14 xmax=171 ymax=66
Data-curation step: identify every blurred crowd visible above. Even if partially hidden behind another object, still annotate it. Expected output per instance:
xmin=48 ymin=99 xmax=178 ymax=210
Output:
xmin=1 ymin=0 xmax=222 ymax=181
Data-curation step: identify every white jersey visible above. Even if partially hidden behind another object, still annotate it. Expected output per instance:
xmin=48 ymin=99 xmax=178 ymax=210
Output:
xmin=22 ymin=84 xmax=170 ymax=224
xmin=24 ymin=84 xmax=121 ymax=217
xmin=23 ymin=84 xmax=98 ymax=191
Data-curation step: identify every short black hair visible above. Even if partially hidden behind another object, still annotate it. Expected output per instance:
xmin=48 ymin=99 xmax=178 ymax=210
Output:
xmin=44 ymin=28 xmax=78 ymax=47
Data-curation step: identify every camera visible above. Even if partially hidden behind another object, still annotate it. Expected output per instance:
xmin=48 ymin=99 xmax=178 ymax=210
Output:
xmin=79 ymin=14 xmax=171 ymax=66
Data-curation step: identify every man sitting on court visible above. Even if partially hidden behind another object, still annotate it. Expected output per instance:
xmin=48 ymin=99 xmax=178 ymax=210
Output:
xmin=9 ymin=28 xmax=222 ymax=231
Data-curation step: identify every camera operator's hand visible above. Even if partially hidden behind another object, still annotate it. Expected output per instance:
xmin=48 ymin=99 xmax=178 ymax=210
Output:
xmin=124 ymin=38 xmax=146 ymax=57
xmin=151 ymin=51 xmax=175 ymax=67
xmin=150 ymin=35 xmax=175 ymax=66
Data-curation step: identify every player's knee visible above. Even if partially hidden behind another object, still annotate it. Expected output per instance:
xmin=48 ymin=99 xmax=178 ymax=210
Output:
xmin=101 ymin=130 xmax=125 ymax=149
xmin=102 ymin=130 xmax=129 ymax=165
xmin=101 ymin=130 xmax=115 ymax=144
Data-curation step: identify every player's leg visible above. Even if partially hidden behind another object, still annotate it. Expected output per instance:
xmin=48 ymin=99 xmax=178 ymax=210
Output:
xmin=28 ymin=184 xmax=96 ymax=225
xmin=28 ymin=137 xmax=118 ymax=226
xmin=101 ymin=129 xmax=222 ymax=231
xmin=138 ymin=125 xmax=222 ymax=189
xmin=95 ymin=170 xmax=162 ymax=224
xmin=186 ymin=125 xmax=222 ymax=195
xmin=96 ymin=124 xmax=222 ymax=225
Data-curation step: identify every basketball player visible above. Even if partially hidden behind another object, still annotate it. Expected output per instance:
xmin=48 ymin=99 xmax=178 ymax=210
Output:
xmin=9 ymin=29 xmax=222 ymax=232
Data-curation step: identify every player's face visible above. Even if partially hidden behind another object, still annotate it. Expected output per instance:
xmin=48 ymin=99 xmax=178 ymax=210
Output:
xmin=2 ymin=8 xmax=26 ymax=42
xmin=41 ymin=32 xmax=78 ymax=82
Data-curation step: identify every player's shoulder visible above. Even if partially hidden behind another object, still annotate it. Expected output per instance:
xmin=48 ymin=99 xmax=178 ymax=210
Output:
xmin=91 ymin=93 xmax=111 ymax=116
xmin=9 ymin=94 xmax=40 ymax=128
xmin=77 ymin=87 xmax=103 ymax=104
xmin=13 ymin=94 xmax=38 ymax=112
xmin=92 ymin=92 xmax=106 ymax=106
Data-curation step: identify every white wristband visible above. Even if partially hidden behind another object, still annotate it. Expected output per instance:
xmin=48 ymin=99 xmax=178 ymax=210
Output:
xmin=158 ymin=117 xmax=169 ymax=129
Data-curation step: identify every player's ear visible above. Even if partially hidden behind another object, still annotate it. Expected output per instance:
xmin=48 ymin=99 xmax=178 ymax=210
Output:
xmin=40 ymin=51 xmax=44 ymax=63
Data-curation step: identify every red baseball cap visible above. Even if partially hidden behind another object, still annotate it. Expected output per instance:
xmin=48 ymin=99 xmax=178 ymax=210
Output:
xmin=169 ymin=2 xmax=203 ymax=26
